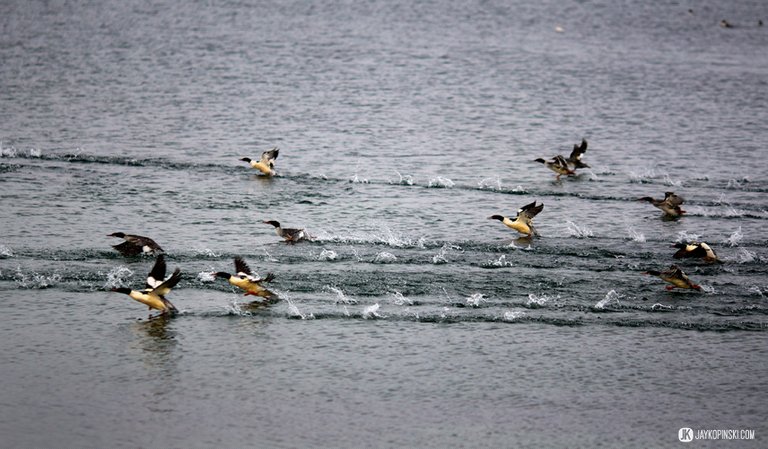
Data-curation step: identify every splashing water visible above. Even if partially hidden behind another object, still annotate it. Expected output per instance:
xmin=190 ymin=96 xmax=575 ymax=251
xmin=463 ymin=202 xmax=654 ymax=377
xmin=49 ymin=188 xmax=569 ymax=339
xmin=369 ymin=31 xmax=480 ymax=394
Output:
xmin=197 ymin=271 xmax=216 ymax=283
xmin=325 ymin=286 xmax=358 ymax=305
xmin=103 ymin=266 xmax=133 ymax=289
xmin=565 ymin=221 xmax=594 ymax=238
xmin=725 ymin=227 xmax=743 ymax=247
xmin=15 ymin=268 xmax=63 ymax=289
xmin=700 ymin=284 xmax=716 ymax=294
xmin=512 ymin=185 xmax=527 ymax=193
xmin=363 ymin=303 xmax=386 ymax=319
xmin=318 ymin=248 xmax=338 ymax=261
xmin=485 ymin=254 xmax=514 ymax=267
xmin=465 ymin=293 xmax=486 ymax=308
xmin=734 ymin=248 xmax=757 ymax=264
xmin=626 ymin=227 xmax=646 ymax=242
xmin=675 ymin=230 xmax=701 ymax=243
xmin=391 ymin=170 xmax=414 ymax=185
xmin=349 ymin=174 xmax=369 ymax=184
xmin=503 ymin=311 xmax=526 ymax=322
xmin=595 ymin=290 xmax=622 ymax=309
xmin=478 ymin=177 xmax=502 ymax=191
xmin=428 ymin=176 xmax=454 ymax=188
xmin=373 ymin=251 xmax=397 ymax=263
xmin=663 ymin=174 xmax=683 ymax=187
xmin=285 ymin=297 xmax=314 ymax=320
xmin=262 ymin=248 xmax=278 ymax=263
xmin=628 ymin=166 xmax=656 ymax=183
xmin=223 ymin=300 xmax=253 ymax=317
xmin=193 ymin=247 xmax=221 ymax=257
xmin=390 ymin=291 xmax=413 ymax=306
xmin=432 ymin=243 xmax=461 ymax=264
xmin=0 ymin=245 xmax=13 ymax=258
xmin=651 ymin=303 xmax=673 ymax=311
xmin=527 ymin=293 xmax=559 ymax=307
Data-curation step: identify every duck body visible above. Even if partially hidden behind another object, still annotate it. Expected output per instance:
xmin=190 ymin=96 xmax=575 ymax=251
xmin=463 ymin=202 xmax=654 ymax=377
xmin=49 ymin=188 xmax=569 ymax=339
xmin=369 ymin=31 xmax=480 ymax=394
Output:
xmin=213 ymin=256 xmax=277 ymax=300
xmin=644 ymin=264 xmax=701 ymax=291
xmin=241 ymin=147 xmax=279 ymax=176
xmin=108 ymin=232 xmax=163 ymax=256
xmin=489 ymin=201 xmax=544 ymax=237
xmin=534 ymin=155 xmax=575 ymax=180
xmin=673 ymin=242 xmax=720 ymax=263
xmin=639 ymin=192 xmax=685 ymax=217
xmin=263 ymin=220 xmax=308 ymax=243
xmin=111 ymin=254 xmax=182 ymax=315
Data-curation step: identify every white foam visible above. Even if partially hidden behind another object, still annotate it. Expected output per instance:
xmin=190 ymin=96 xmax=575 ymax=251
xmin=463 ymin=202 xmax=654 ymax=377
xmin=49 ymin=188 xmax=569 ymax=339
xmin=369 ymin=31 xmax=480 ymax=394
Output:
xmin=432 ymin=243 xmax=460 ymax=264
xmin=285 ymin=297 xmax=314 ymax=320
xmin=733 ymin=248 xmax=757 ymax=264
xmin=700 ymin=284 xmax=716 ymax=294
xmin=103 ymin=266 xmax=133 ymax=289
xmin=373 ymin=251 xmax=397 ymax=263
xmin=477 ymin=177 xmax=502 ymax=191
xmin=428 ymin=176 xmax=454 ymax=188
xmin=503 ymin=310 xmax=526 ymax=321
xmin=725 ymin=226 xmax=743 ymax=247
xmin=0 ymin=244 xmax=13 ymax=257
xmin=349 ymin=174 xmax=369 ymax=183
xmin=363 ymin=303 xmax=386 ymax=319
xmin=675 ymin=230 xmax=701 ymax=243
xmin=594 ymin=290 xmax=622 ymax=309
xmin=486 ymin=254 xmax=513 ymax=267
xmin=197 ymin=271 xmax=216 ymax=283
xmin=390 ymin=170 xmax=414 ymax=185
xmin=512 ymin=185 xmax=527 ymax=193
xmin=527 ymin=293 xmax=559 ymax=307
xmin=390 ymin=291 xmax=413 ymax=306
xmin=325 ymin=285 xmax=358 ymax=304
xmin=663 ymin=174 xmax=683 ymax=187
xmin=193 ymin=247 xmax=221 ymax=257
xmin=465 ymin=293 xmax=486 ymax=307
xmin=626 ymin=226 xmax=646 ymax=242
xmin=318 ymin=248 xmax=338 ymax=261
xmin=565 ymin=220 xmax=594 ymax=238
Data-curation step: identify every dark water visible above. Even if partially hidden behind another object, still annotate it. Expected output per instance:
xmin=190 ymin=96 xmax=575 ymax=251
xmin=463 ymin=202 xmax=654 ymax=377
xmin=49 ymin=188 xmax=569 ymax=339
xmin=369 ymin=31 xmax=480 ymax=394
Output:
xmin=2 ymin=0 xmax=768 ymax=447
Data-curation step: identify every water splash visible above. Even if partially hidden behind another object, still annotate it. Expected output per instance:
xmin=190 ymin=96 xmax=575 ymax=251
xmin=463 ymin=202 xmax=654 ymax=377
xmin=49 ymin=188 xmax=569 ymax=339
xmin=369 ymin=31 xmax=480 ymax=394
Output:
xmin=103 ymin=266 xmax=133 ymax=289
xmin=726 ymin=177 xmax=749 ymax=189
xmin=733 ymin=248 xmax=757 ymax=264
xmin=428 ymin=176 xmax=454 ymax=188
xmin=478 ymin=177 xmax=502 ymax=191
xmin=465 ymin=293 xmax=486 ymax=308
xmin=725 ymin=226 xmax=743 ymax=247
xmin=626 ymin=227 xmax=646 ymax=242
xmin=511 ymin=185 xmax=527 ymax=193
xmin=503 ymin=311 xmax=526 ymax=321
xmin=432 ymin=243 xmax=461 ymax=264
xmin=527 ymin=293 xmax=559 ymax=307
xmin=373 ymin=251 xmax=397 ymax=263
xmin=390 ymin=291 xmax=413 ymax=306
xmin=325 ymin=286 xmax=358 ymax=304
xmin=223 ymin=300 xmax=253 ymax=317
xmin=651 ymin=303 xmax=673 ymax=311
xmin=594 ymin=290 xmax=622 ymax=309
xmin=286 ymin=297 xmax=314 ymax=320
xmin=0 ymin=244 xmax=13 ymax=258
xmin=197 ymin=271 xmax=216 ymax=282
xmin=675 ymin=230 xmax=701 ymax=243
xmin=628 ymin=166 xmax=656 ymax=183
xmin=15 ymin=267 xmax=62 ymax=289
xmin=565 ymin=220 xmax=594 ymax=238
xmin=349 ymin=173 xmax=369 ymax=184
xmin=700 ymin=284 xmax=716 ymax=294
xmin=318 ymin=248 xmax=338 ymax=261
xmin=663 ymin=174 xmax=683 ymax=187
xmin=193 ymin=247 xmax=221 ymax=257
xmin=390 ymin=170 xmax=414 ymax=185
xmin=363 ymin=303 xmax=386 ymax=319
xmin=485 ymin=254 xmax=514 ymax=267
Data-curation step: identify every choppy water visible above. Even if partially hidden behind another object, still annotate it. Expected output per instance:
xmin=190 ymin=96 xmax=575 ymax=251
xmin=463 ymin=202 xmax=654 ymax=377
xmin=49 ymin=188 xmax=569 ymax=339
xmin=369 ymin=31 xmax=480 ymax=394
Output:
xmin=2 ymin=0 xmax=768 ymax=447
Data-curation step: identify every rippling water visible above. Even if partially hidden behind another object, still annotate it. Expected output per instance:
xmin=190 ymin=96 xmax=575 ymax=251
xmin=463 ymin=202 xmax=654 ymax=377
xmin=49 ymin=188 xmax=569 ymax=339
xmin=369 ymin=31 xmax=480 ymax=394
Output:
xmin=2 ymin=0 xmax=768 ymax=447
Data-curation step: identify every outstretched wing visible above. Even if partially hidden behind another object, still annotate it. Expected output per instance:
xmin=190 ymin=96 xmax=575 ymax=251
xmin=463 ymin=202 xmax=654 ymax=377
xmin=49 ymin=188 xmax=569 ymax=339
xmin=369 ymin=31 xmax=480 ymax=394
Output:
xmin=146 ymin=254 xmax=167 ymax=289
xmin=259 ymin=147 xmax=279 ymax=165
xmin=234 ymin=256 xmax=253 ymax=276
xmin=664 ymin=192 xmax=684 ymax=206
xmin=569 ymin=139 xmax=587 ymax=160
xmin=151 ymin=268 xmax=182 ymax=297
xmin=518 ymin=201 xmax=544 ymax=220
xmin=113 ymin=241 xmax=143 ymax=256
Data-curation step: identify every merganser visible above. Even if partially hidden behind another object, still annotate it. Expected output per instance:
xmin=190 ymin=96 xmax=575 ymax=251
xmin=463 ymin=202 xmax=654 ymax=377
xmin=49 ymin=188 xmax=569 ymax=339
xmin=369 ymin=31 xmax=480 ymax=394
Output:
xmin=566 ymin=138 xmax=590 ymax=170
xmin=489 ymin=201 xmax=544 ymax=237
xmin=644 ymin=264 xmax=701 ymax=291
xmin=213 ymin=256 xmax=277 ymax=300
xmin=534 ymin=155 xmax=575 ymax=180
xmin=108 ymin=232 xmax=164 ymax=256
xmin=672 ymin=241 xmax=720 ymax=263
xmin=638 ymin=192 xmax=685 ymax=217
xmin=263 ymin=220 xmax=309 ymax=243
xmin=111 ymin=254 xmax=182 ymax=315
xmin=240 ymin=147 xmax=279 ymax=176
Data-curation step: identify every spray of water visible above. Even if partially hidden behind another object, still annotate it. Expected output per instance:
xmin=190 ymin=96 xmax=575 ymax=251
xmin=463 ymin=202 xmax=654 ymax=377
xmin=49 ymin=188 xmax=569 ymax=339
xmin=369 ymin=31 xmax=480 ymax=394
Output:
xmin=594 ymin=290 xmax=622 ymax=309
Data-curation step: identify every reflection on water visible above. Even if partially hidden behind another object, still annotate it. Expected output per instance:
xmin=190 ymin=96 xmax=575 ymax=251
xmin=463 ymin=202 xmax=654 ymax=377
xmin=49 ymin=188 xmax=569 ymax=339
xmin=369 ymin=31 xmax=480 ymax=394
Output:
xmin=129 ymin=315 xmax=179 ymax=402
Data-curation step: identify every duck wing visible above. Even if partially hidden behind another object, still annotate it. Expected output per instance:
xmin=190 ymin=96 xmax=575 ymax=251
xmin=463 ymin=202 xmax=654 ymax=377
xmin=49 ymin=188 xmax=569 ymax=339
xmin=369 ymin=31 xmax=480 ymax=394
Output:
xmin=146 ymin=254 xmax=167 ymax=289
xmin=234 ymin=256 xmax=253 ymax=276
xmin=568 ymin=139 xmax=589 ymax=168
xmin=518 ymin=201 xmax=544 ymax=221
xmin=151 ymin=268 xmax=182 ymax=297
xmin=113 ymin=240 xmax=143 ymax=256
xmin=259 ymin=147 xmax=279 ymax=165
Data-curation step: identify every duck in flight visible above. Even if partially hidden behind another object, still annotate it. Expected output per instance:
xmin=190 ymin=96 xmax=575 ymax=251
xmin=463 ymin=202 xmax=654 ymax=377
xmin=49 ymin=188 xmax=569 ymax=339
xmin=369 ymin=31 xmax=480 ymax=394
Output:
xmin=489 ymin=201 xmax=544 ymax=237
xmin=672 ymin=241 xmax=720 ymax=263
xmin=213 ymin=256 xmax=277 ymax=301
xmin=534 ymin=155 xmax=574 ymax=180
xmin=108 ymin=232 xmax=164 ymax=256
xmin=566 ymin=138 xmax=590 ymax=170
xmin=263 ymin=220 xmax=309 ymax=243
xmin=644 ymin=264 xmax=701 ymax=291
xmin=638 ymin=192 xmax=685 ymax=217
xmin=111 ymin=254 xmax=182 ymax=315
xmin=241 ymin=147 xmax=279 ymax=176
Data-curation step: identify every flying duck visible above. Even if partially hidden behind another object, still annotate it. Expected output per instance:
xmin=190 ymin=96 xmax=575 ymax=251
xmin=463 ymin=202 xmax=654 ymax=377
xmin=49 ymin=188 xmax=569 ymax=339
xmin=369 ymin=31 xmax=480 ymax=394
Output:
xmin=644 ymin=264 xmax=701 ymax=291
xmin=566 ymin=138 xmax=590 ymax=170
xmin=638 ymin=192 xmax=685 ymax=217
xmin=263 ymin=220 xmax=309 ymax=243
xmin=534 ymin=155 xmax=575 ymax=180
xmin=213 ymin=256 xmax=277 ymax=300
xmin=672 ymin=241 xmax=720 ymax=263
xmin=489 ymin=201 xmax=544 ymax=237
xmin=240 ymin=147 xmax=279 ymax=176
xmin=111 ymin=254 xmax=182 ymax=315
xmin=108 ymin=232 xmax=164 ymax=256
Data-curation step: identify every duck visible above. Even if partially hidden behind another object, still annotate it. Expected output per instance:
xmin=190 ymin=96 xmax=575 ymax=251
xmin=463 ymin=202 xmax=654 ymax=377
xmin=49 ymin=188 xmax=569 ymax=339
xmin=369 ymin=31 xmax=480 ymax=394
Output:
xmin=720 ymin=19 xmax=732 ymax=28
xmin=240 ymin=147 xmax=279 ymax=176
xmin=213 ymin=256 xmax=277 ymax=300
xmin=108 ymin=232 xmax=164 ymax=256
xmin=566 ymin=138 xmax=590 ymax=170
xmin=263 ymin=220 xmax=309 ymax=243
xmin=672 ymin=241 xmax=720 ymax=263
xmin=644 ymin=264 xmax=701 ymax=291
xmin=489 ymin=201 xmax=544 ymax=237
xmin=534 ymin=155 xmax=575 ymax=180
xmin=111 ymin=254 xmax=182 ymax=315
xmin=638 ymin=192 xmax=685 ymax=217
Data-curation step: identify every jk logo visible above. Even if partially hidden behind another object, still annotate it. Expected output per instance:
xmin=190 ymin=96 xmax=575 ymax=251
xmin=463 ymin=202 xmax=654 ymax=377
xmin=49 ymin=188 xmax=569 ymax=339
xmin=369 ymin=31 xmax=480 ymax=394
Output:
xmin=679 ymin=428 xmax=694 ymax=442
